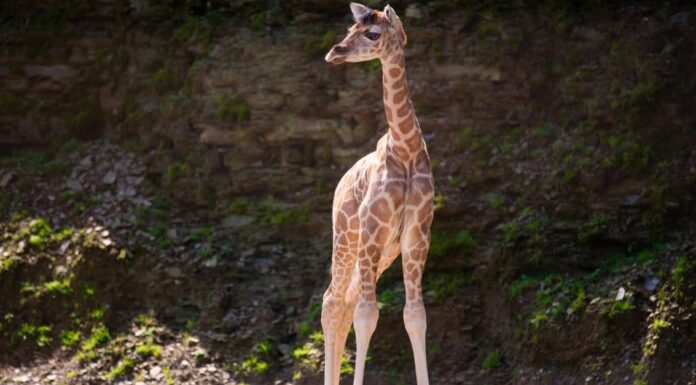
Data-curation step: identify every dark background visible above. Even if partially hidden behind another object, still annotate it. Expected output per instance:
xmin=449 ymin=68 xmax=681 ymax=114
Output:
xmin=1 ymin=1 xmax=695 ymax=384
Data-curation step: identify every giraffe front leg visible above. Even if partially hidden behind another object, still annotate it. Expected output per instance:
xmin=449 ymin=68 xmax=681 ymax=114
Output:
xmin=402 ymin=233 xmax=431 ymax=385
xmin=404 ymin=299 xmax=428 ymax=385
xmin=322 ymin=295 xmax=342 ymax=385
xmin=352 ymin=301 xmax=378 ymax=385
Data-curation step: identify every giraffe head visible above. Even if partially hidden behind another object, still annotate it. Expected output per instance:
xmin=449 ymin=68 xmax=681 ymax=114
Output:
xmin=325 ymin=3 xmax=407 ymax=65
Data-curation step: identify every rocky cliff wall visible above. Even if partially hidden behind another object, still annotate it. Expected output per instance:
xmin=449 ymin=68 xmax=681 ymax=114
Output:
xmin=1 ymin=2 xmax=695 ymax=233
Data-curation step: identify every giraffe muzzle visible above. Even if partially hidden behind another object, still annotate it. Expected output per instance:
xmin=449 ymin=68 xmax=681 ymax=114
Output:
xmin=325 ymin=45 xmax=348 ymax=65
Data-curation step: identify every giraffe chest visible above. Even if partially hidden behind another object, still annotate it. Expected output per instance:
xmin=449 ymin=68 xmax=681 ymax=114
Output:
xmin=357 ymin=165 xmax=407 ymax=246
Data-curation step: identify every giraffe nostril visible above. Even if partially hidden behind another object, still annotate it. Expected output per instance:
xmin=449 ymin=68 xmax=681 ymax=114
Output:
xmin=333 ymin=44 xmax=348 ymax=54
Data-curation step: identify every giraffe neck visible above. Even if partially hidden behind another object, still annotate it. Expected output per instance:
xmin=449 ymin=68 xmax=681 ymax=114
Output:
xmin=380 ymin=50 xmax=421 ymax=157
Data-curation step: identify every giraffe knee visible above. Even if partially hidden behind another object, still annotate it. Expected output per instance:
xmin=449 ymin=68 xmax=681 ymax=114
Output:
xmin=322 ymin=296 xmax=344 ymax=330
xmin=353 ymin=301 xmax=379 ymax=336
xmin=403 ymin=301 xmax=427 ymax=336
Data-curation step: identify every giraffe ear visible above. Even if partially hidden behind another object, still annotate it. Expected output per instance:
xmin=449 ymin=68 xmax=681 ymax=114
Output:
xmin=384 ymin=5 xmax=407 ymax=46
xmin=383 ymin=4 xmax=398 ymax=26
xmin=350 ymin=3 xmax=370 ymax=22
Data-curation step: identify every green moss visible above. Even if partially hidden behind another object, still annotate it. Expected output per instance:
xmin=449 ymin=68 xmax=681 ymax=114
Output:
xmin=173 ymin=16 xmax=201 ymax=43
xmin=487 ymin=194 xmax=505 ymax=210
xmin=425 ymin=271 xmax=469 ymax=301
xmin=475 ymin=20 xmax=502 ymax=42
xmin=305 ymin=31 xmax=336 ymax=55
xmin=529 ymin=311 xmax=549 ymax=329
xmin=509 ymin=275 xmax=541 ymax=297
xmin=568 ymin=289 xmax=586 ymax=313
xmin=378 ymin=288 xmax=400 ymax=310
xmin=64 ymin=99 xmax=104 ymax=137
xmin=249 ymin=12 xmax=267 ymax=33
xmin=482 ymin=351 xmax=501 ymax=371
xmin=148 ymin=225 xmax=174 ymax=250
xmin=602 ymin=133 xmax=651 ymax=173
xmin=0 ymin=92 xmax=34 ymax=116
xmin=531 ymin=122 xmax=554 ymax=137
xmin=257 ymin=200 xmax=309 ymax=227
xmin=216 ymin=93 xmax=249 ymax=124
xmin=607 ymin=299 xmax=633 ymax=318
xmin=429 ymin=229 xmax=475 ymax=260
xmin=433 ymin=193 xmax=445 ymax=210
xmin=500 ymin=220 xmax=520 ymax=245
xmin=361 ymin=59 xmax=381 ymax=73
xmin=166 ymin=162 xmax=189 ymax=186
xmin=454 ymin=126 xmax=480 ymax=153
xmin=615 ymin=76 xmax=662 ymax=124
xmin=152 ymin=64 xmax=176 ymax=91
xmin=671 ymin=256 xmax=688 ymax=294
xmin=577 ymin=212 xmax=607 ymax=243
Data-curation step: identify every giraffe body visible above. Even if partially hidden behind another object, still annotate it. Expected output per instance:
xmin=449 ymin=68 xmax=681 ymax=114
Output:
xmin=321 ymin=4 xmax=433 ymax=385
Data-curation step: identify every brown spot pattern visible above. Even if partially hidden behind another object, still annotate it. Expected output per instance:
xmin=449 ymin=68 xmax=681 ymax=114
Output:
xmin=393 ymin=88 xmax=407 ymax=104
xmin=415 ymin=150 xmax=430 ymax=173
xmin=398 ymin=115 xmax=414 ymax=134
xmin=384 ymin=105 xmax=393 ymax=121
xmin=393 ymin=77 xmax=405 ymax=90
xmin=393 ymin=144 xmax=409 ymax=160
xmin=405 ymin=132 xmax=422 ymax=152
xmin=396 ymin=102 xmax=410 ymax=117
xmin=371 ymin=198 xmax=390 ymax=221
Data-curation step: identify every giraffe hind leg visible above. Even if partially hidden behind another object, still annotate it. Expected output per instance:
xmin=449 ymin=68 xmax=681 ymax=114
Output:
xmin=324 ymin=197 xmax=360 ymax=385
xmin=352 ymin=242 xmax=381 ymax=385
xmin=401 ymin=227 xmax=431 ymax=385
xmin=332 ymin=267 xmax=360 ymax=385
xmin=322 ymin=255 xmax=356 ymax=385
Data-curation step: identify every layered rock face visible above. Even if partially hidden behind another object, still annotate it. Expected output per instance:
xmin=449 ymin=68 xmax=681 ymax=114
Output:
xmin=1 ymin=2 xmax=695 ymax=220
xmin=0 ymin=2 xmax=525 ymax=205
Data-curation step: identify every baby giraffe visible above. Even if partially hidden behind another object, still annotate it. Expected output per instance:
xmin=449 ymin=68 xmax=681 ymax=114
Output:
xmin=321 ymin=3 xmax=434 ymax=385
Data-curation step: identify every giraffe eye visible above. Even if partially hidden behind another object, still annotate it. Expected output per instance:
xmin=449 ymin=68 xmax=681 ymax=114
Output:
xmin=364 ymin=32 xmax=380 ymax=41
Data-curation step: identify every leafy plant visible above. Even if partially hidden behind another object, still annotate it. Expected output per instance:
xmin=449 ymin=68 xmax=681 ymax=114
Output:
xmin=256 ymin=199 xmax=309 ymax=227
xmin=650 ymin=318 xmax=670 ymax=331
xmin=75 ymin=324 xmax=110 ymax=362
xmin=60 ymin=330 xmax=81 ymax=347
xmin=482 ymin=351 xmax=501 ymax=371
xmin=229 ymin=197 xmax=252 ymax=215
xmin=136 ymin=340 xmax=162 ymax=358
xmin=305 ymin=31 xmax=336 ymax=55
xmin=607 ymin=299 xmax=633 ymax=318
xmin=429 ymin=229 xmax=475 ymax=259
xmin=105 ymin=358 xmax=135 ymax=380
xmin=577 ymin=212 xmax=607 ymax=243
xmin=43 ymin=279 xmax=72 ymax=296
